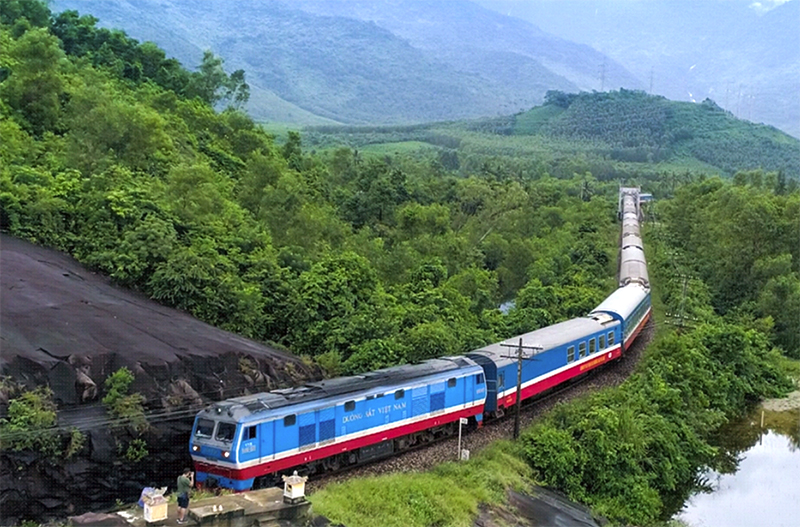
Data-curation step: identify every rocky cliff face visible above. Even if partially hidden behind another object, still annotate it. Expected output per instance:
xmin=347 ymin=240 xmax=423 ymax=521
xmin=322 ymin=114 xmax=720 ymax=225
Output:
xmin=0 ymin=235 xmax=319 ymax=525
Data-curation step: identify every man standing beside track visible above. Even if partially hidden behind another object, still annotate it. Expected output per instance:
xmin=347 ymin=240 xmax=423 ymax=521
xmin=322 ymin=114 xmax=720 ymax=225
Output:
xmin=176 ymin=467 xmax=193 ymax=524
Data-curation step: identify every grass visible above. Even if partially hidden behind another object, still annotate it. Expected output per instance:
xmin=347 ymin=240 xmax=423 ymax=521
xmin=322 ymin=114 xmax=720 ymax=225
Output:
xmin=310 ymin=441 xmax=533 ymax=527
xmin=776 ymin=356 xmax=800 ymax=383
xmin=165 ymin=488 xmax=233 ymax=503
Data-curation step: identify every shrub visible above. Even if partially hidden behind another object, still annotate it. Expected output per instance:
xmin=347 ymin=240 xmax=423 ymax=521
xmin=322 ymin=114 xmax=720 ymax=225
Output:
xmin=0 ymin=386 xmax=59 ymax=454
xmin=102 ymin=367 xmax=148 ymax=432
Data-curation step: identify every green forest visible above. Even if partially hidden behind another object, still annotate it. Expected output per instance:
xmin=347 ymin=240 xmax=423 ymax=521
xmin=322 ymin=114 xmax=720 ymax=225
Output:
xmin=0 ymin=0 xmax=622 ymax=377
xmin=2 ymin=2 xmax=799 ymax=526
xmin=305 ymin=89 xmax=800 ymax=185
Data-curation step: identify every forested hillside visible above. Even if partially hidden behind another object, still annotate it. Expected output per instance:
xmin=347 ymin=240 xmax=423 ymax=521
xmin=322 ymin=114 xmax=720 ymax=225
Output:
xmin=307 ymin=90 xmax=800 ymax=183
xmin=0 ymin=1 xmax=621 ymax=378
xmin=514 ymin=91 xmax=800 ymax=176
xmin=50 ymin=0 xmax=639 ymax=125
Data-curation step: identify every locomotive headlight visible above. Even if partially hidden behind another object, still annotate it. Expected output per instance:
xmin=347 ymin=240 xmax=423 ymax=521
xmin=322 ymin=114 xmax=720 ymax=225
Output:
xmin=222 ymin=451 xmax=230 ymax=458
xmin=192 ymin=445 xmax=199 ymax=452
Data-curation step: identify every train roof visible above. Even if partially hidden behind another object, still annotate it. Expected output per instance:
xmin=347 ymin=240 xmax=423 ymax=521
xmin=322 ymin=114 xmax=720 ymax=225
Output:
xmin=591 ymin=284 xmax=649 ymax=320
xmin=201 ymin=356 xmax=480 ymax=420
xmin=468 ymin=316 xmax=617 ymax=367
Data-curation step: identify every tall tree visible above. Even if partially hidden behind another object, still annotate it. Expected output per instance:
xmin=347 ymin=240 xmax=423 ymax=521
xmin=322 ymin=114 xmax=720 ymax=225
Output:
xmin=1 ymin=27 xmax=65 ymax=136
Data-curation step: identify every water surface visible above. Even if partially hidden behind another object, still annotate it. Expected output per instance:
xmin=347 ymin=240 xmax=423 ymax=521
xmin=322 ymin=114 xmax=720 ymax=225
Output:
xmin=677 ymin=408 xmax=800 ymax=527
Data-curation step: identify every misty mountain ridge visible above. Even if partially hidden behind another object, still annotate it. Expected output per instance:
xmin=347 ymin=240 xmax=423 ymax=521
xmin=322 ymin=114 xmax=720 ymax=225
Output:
xmin=51 ymin=0 xmax=795 ymax=137
xmin=477 ymin=0 xmax=799 ymax=137
xmin=51 ymin=0 xmax=639 ymax=125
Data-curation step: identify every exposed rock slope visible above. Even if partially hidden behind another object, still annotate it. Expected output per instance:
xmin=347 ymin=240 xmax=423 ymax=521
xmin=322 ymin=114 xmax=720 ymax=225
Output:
xmin=0 ymin=234 xmax=318 ymax=524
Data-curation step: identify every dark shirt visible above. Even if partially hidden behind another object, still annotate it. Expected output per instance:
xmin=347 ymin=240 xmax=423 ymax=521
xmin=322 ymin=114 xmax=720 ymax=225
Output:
xmin=177 ymin=475 xmax=192 ymax=495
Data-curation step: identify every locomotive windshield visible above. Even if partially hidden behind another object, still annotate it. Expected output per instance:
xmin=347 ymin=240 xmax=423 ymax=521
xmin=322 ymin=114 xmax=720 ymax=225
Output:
xmin=196 ymin=418 xmax=214 ymax=438
xmin=215 ymin=422 xmax=236 ymax=442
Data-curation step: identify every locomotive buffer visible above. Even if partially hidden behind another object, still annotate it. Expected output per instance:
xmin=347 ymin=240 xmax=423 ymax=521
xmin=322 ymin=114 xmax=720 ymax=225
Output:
xmin=501 ymin=338 xmax=543 ymax=439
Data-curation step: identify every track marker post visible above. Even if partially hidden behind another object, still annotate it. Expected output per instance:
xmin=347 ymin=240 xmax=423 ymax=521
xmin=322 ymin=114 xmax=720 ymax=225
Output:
xmin=457 ymin=417 xmax=468 ymax=461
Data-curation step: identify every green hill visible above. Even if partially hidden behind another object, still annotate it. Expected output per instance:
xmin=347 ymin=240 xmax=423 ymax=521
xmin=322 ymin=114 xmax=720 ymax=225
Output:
xmin=515 ymin=90 xmax=800 ymax=176
xmin=307 ymin=90 xmax=800 ymax=181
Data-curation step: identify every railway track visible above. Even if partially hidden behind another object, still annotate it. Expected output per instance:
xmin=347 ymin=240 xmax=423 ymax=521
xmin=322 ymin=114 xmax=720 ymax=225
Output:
xmin=306 ymin=318 xmax=655 ymax=492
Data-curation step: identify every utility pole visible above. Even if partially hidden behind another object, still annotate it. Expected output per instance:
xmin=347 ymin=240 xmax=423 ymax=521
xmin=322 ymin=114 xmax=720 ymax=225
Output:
xmin=500 ymin=338 xmax=543 ymax=439
xmin=665 ymin=273 xmax=699 ymax=330
xmin=736 ymin=85 xmax=743 ymax=116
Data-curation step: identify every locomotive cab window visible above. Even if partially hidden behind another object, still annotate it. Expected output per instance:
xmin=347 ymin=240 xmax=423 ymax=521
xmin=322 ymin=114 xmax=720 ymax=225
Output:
xmin=447 ymin=377 xmax=457 ymax=388
xmin=476 ymin=373 xmax=484 ymax=384
xmin=284 ymin=414 xmax=296 ymax=427
xmin=498 ymin=372 xmax=505 ymax=388
xmin=195 ymin=418 xmax=214 ymax=438
xmin=394 ymin=389 xmax=404 ymax=400
xmin=345 ymin=400 xmax=356 ymax=412
xmin=245 ymin=425 xmax=257 ymax=440
xmin=579 ymin=342 xmax=587 ymax=358
xmin=567 ymin=346 xmax=575 ymax=363
xmin=216 ymin=422 xmax=236 ymax=442
xmin=608 ymin=332 xmax=615 ymax=346
xmin=589 ymin=339 xmax=596 ymax=354
xmin=599 ymin=335 xmax=606 ymax=349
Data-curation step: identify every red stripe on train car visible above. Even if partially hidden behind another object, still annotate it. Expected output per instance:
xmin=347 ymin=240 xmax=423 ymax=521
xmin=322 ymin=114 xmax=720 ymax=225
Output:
xmin=195 ymin=404 xmax=484 ymax=481
xmin=498 ymin=345 xmax=623 ymax=408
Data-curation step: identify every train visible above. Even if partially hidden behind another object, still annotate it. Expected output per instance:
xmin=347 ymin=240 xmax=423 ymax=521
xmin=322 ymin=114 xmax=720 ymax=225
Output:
xmin=189 ymin=188 xmax=651 ymax=491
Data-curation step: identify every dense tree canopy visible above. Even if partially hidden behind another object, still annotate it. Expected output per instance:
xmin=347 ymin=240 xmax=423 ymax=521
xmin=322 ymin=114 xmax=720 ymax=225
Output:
xmin=0 ymin=1 xmax=622 ymax=376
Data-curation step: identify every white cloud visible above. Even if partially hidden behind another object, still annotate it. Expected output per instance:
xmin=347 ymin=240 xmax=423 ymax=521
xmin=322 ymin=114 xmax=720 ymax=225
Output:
xmin=749 ymin=0 xmax=792 ymax=14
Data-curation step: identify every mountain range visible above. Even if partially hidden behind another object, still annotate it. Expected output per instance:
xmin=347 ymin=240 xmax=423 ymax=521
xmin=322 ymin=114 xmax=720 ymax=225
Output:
xmin=51 ymin=0 xmax=797 ymax=137
xmin=476 ymin=0 xmax=800 ymax=138
xmin=51 ymin=0 xmax=639 ymax=125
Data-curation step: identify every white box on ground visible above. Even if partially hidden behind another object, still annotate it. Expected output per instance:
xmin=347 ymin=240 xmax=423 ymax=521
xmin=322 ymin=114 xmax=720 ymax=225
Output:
xmin=142 ymin=487 xmax=168 ymax=523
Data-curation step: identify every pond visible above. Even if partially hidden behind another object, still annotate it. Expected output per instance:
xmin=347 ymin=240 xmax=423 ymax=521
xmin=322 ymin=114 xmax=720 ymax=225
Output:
xmin=676 ymin=402 xmax=800 ymax=527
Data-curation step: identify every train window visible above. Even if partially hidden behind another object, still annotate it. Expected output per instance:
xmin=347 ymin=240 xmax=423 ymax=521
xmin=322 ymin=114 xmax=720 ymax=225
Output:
xmin=366 ymin=395 xmax=375 ymax=400
xmin=589 ymin=339 xmax=596 ymax=354
xmin=376 ymin=393 xmax=384 ymax=398
xmin=195 ymin=418 xmax=214 ymax=438
xmin=608 ymin=332 xmax=615 ymax=346
xmin=395 ymin=389 xmax=404 ymax=400
xmin=284 ymin=414 xmax=296 ymax=427
xmin=567 ymin=346 xmax=575 ymax=362
xmin=476 ymin=373 xmax=484 ymax=384
xmin=245 ymin=426 xmax=257 ymax=440
xmin=498 ymin=372 xmax=505 ymax=388
xmin=599 ymin=335 xmax=606 ymax=349
xmin=215 ymin=422 xmax=236 ymax=442
xmin=579 ymin=342 xmax=587 ymax=358
xmin=447 ymin=377 xmax=457 ymax=388
xmin=345 ymin=400 xmax=356 ymax=412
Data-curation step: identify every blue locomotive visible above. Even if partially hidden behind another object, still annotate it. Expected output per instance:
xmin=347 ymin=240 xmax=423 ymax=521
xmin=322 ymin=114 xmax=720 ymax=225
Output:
xmin=191 ymin=356 xmax=486 ymax=489
xmin=190 ymin=188 xmax=651 ymax=490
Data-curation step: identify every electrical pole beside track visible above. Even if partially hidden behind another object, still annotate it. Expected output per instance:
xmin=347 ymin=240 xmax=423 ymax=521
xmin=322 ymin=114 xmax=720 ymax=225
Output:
xmin=665 ymin=272 xmax=700 ymax=330
xmin=501 ymin=338 xmax=543 ymax=440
